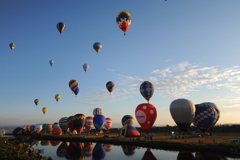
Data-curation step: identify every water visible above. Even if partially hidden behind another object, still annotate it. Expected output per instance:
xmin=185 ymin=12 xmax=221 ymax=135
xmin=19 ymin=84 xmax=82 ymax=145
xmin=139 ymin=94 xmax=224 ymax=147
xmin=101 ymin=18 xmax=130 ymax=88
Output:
xmin=32 ymin=140 xmax=240 ymax=160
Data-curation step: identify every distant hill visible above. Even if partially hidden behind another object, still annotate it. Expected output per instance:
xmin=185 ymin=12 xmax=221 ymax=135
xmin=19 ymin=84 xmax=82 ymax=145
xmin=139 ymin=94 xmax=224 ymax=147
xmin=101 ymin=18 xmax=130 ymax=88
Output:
xmin=0 ymin=123 xmax=46 ymax=130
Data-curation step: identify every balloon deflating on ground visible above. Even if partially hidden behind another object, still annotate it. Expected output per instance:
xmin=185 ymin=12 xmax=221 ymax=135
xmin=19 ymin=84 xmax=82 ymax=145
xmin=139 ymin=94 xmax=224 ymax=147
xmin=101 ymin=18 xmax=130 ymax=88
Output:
xmin=135 ymin=103 xmax=157 ymax=135
xmin=121 ymin=115 xmax=134 ymax=126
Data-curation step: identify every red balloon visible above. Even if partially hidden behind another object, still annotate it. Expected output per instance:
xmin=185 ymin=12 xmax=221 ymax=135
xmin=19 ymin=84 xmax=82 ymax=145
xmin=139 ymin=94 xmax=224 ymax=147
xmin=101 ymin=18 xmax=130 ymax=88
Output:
xmin=135 ymin=103 xmax=157 ymax=135
xmin=51 ymin=127 xmax=62 ymax=135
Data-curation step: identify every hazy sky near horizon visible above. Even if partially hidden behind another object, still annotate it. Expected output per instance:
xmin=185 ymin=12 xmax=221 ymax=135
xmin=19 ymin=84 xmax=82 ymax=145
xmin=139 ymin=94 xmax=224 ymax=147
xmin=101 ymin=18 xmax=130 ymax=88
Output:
xmin=1 ymin=1 xmax=240 ymax=128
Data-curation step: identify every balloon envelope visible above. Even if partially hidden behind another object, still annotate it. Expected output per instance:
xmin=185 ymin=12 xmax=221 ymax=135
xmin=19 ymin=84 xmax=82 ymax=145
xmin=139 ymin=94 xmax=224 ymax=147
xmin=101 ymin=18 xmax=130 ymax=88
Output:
xmin=69 ymin=80 xmax=78 ymax=91
xmin=73 ymin=87 xmax=79 ymax=95
xmin=49 ymin=60 xmax=54 ymax=66
xmin=93 ymin=42 xmax=102 ymax=53
xmin=106 ymin=81 xmax=115 ymax=94
xmin=193 ymin=104 xmax=218 ymax=133
xmin=116 ymin=11 xmax=131 ymax=35
xmin=34 ymin=99 xmax=40 ymax=106
xmin=59 ymin=117 xmax=68 ymax=133
xmin=85 ymin=116 xmax=94 ymax=131
xmin=83 ymin=63 xmax=89 ymax=72
xmin=55 ymin=94 xmax=61 ymax=102
xmin=140 ymin=81 xmax=154 ymax=102
xmin=42 ymin=107 xmax=48 ymax=114
xmin=135 ymin=103 xmax=157 ymax=135
xmin=72 ymin=114 xmax=86 ymax=133
xmin=93 ymin=108 xmax=102 ymax=116
xmin=122 ymin=115 xmax=134 ymax=126
xmin=57 ymin=22 xmax=66 ymax=34
xmin=93 ymin=115 xmax=105 ymax=132
xmin=9 ymin=43 xmax=16 ymax=50
xmin=51 ymin=127 xmax=62 ymax=135
xmin=104 ymin=118 xmax=112 ymax=130
xmin=170 ymin=98 xmax=196 ymax=133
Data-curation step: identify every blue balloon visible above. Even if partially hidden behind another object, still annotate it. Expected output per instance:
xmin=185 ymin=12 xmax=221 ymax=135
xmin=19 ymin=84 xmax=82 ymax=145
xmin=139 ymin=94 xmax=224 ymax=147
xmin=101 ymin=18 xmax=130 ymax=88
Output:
xmin=42 ymin=124 xmax=47 ymax=132
xmin=73 ymin=87 xmax=79 ymax=96
xmin=92 ymin=143 xmax=106 ymax=160
xmin=30 ymin=125 xmax=36 ymax=132
xmin=93 ymin=115 xmax=105 ymax=132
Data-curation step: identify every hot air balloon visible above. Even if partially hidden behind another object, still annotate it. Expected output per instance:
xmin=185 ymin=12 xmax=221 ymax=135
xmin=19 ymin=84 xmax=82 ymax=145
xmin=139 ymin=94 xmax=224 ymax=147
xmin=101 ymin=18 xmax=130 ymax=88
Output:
xmin=135 ymin=103 xmax=157 ymax=135
xmin=72 ymin=114 xmax=86 ymax=134
xmin=83 ymin=63 xmax=89 ymax=72
xmin=140 ymin=81 xmax=154 ymax=102
xmin=93 ymin=108 xmax=102 ymax=116
xmin=93 ymin=42 xmax=102 ymax=53
xmin=59 ymin=117 xmax=68 ymax=134
xmin=42 ymin=107 xmax=48 ymax=114
xmin=85 ymin=116 xmax=94 ymax=132
xmin=106 ymin=81 xmax=114 ymax=95
xmin=49 ymin=60 xmax=54 ymax=66
xmin=53 ymin=122 xmax=60 ymax=128
xmin=170 ymin=98 xmax=196 ymax=133
xmin=92 ymin=143 xmax=106 ymax=160
xmin=42 ymin=124 xmax=47 ymax=132
xmin=93 ymin=114 xmax=105 ymax=132
xmin=104 ymin=118 xmax=112 ymax=130
xmin=51 ymin=141 xmax=61 ymax=146
xmin=30 ymin=125 xmax=36 ymax=132
xmin=51 ymin=127 xmax=62 ymax=136
xmin=122 ymin=115 xmax=134 ymax=126
xmin=201 ymin=102 xmax=220 ymax=134
xmin=9 ymin=43 xmax=16 ymax=50
xmin=34 ymin=99 xmax=40 ymax=106
xmin=142 ymin=148 xmax=157 ymax=160
xmin=119 ymin=124 xmax=140 ymax=138
xmin=116 ymin=11 xmax=131 ymax=35
xmin=55 ymin=94 xmax=61 ymax=102
xmin=36 ymin=125 xmax=42 ymax=132
xmin=69 ymin=143 xmax=84 ymax=160
xmin=69 ymin=79 xmax=78 ymax=92
xmin=45 ymin=124 xmax=53 ymax=133
xmin=67 ymin=119 xmax=75 ymax=133
xmin=57 ymin=22 xmax=66 ymax=35
xmin=193 ymin=104 xmax=218 ymax=133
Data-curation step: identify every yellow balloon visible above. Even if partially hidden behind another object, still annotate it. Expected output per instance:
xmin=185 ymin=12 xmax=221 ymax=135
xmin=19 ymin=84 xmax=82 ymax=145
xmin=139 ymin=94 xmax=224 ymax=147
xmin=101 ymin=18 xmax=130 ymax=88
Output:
xmin=42 ymin=107 xmax=48 ymax=114
xmin=55 ymin=94 xmax=61 ymax=102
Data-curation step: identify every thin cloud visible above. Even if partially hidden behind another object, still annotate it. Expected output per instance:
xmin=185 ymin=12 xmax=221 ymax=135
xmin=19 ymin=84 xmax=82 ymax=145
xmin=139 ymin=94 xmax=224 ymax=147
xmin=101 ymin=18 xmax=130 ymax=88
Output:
xmin=107 ymin=69 xmax=114 ymax=72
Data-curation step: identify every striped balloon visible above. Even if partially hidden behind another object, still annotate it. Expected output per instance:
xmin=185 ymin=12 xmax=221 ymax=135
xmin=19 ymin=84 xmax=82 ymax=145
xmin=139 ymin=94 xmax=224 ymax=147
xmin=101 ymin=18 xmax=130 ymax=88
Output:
xmin=59 ymin=117 xmax=68 ymax=134
xmin=93 ymin=108 xmax=102 ymax=116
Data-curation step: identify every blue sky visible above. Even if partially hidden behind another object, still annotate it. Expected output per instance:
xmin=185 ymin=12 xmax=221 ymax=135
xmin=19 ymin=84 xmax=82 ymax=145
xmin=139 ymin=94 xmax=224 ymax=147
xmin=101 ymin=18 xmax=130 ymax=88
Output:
xmin=1 ymin=1 xmax=240 ymax=128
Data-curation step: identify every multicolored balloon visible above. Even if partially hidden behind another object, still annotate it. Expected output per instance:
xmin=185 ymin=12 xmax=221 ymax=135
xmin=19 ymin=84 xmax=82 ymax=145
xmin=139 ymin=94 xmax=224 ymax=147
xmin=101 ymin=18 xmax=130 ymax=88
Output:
xmin=116 ymin=11 xmax=131 ymax=35
xmin=104 ymin=118 xmax=112 ymax=130
xmin=93 ymin=42 xmax=102 ymax=53
xmin=55 ymin=94 xmax=61 ymax=102
xmin=93 ymin=108 xmax=102 ymax=116
xmin=140 ymin=81 xmax=154 ymax=102
xmin=85 ymin=116 xmax=94 ymax=131
xmin=42 ymin=107 xmax=48 ymax=114
xmin=30 ymin=125 xmax=36 ymax=132
xmin=135 ymin=103 xmax=157 ymax=135
xmin=193 ymin=104 xmax=218 ymax=133
xmin=34 ymin=99 xmax=40 ymax=106
xmin=170 ymin=98 xmax=196 ymax=133
xmin=69 ymin=79 xmax=78 ymax=92
xmin=53 ymin=122 xmax=60 ymax=128
xmin=83 ymin=63 xmax=89 ymax=72
xmin=122 ymin=115 xmax=134 ymax=126
xmin=57 ymin=22 xmax=66 ymax=35
xmin=119 ymin=124 xmax=140 ymax=138
xmin=45 ymin=124 xmax=53 ymax=133
xmin=201 ymin=102 xmax=220 ymax=133
xmin=121 ymin=145 xmax=136 ymax=156
xmin=93 ymin=114 xmax=105 ymax=132
xmin=103 ymin=144 xmax=113 ymax=152
xmin=106 ymin=81 xmax=115 ymax=95
xmin=72 ymin=114 xmax=86 ymax=133
xmin=49 ymin=60 xmax=54 ymax=66
xmin=9 ymin=43 xmax=16 ymax=50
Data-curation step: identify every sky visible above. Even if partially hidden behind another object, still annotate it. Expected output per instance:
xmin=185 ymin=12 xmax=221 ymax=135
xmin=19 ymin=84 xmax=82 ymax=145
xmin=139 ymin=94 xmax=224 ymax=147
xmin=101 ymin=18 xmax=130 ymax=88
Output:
xmin=1 ymin=0 xmax=240 ymax=128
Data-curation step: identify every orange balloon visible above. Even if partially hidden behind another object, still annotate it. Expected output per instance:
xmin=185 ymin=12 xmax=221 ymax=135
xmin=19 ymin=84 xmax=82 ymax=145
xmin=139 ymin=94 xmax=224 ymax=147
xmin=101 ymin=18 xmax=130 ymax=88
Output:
xmin=51 ymin=127 xmax=62 ymax=135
